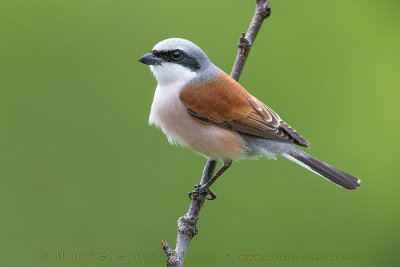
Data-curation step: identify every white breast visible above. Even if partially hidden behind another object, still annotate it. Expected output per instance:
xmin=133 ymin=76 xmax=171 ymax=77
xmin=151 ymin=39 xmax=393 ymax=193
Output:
xmin=148 ymin=64 xmax=247 ymax=160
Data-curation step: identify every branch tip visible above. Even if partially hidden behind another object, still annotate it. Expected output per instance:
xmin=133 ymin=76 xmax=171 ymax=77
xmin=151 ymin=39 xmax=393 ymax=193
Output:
xmin=161 ymin=239 xmax=172 ymax=255
xmin=230 ymin=0 xmax=272 ymax=81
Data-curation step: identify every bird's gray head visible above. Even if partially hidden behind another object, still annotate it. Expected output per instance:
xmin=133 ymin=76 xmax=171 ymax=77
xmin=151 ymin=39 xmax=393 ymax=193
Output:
xmin=139 ymin=38 xmax=217 ymax=85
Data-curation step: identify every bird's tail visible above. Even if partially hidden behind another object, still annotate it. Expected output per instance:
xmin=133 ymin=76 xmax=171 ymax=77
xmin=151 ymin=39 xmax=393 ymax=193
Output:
xmin=281 ymin=148 xmax=360 ymax=190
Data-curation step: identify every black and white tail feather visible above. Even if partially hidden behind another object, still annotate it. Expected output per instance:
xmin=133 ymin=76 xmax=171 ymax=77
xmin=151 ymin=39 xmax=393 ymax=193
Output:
xmin=247 ymin=137 xmax=361 ymax=190
xmin=282 ymin=149 xmax=360 ymax=190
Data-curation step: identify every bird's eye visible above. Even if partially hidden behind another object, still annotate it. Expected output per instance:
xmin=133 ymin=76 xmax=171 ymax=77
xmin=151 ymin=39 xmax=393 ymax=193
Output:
xmin=171 ymin=50 xmax=183 ymax=60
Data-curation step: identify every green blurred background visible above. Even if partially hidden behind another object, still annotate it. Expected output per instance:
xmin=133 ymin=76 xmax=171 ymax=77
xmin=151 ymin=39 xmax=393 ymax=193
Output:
xmin=1 ymin=0 xmax=399 ymax=266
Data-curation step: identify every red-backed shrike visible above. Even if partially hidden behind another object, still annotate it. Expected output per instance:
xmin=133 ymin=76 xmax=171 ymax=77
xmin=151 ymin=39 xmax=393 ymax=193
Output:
xmin=139 ymin=38 xmax=360 ymax=199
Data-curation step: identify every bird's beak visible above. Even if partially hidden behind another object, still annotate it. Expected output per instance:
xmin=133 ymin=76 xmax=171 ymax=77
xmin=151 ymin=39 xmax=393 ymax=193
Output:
xmin=138 ymin=53 xmax=162 ymax=65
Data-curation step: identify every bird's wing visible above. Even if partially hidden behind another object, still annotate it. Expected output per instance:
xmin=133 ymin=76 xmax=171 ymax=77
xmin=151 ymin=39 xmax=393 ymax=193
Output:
xmin=179 ymin=71 xmax=310 ymax=148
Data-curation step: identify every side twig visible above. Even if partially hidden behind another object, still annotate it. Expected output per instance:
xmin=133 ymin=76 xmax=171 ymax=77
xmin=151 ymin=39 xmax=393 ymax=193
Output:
xmin=161 ymin=1 xmax=271 ymax=266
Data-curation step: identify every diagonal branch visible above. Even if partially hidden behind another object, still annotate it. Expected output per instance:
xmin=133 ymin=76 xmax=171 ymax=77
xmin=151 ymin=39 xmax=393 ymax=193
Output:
xmin=161 ymin=1 xmax=271 ymax=266
xmin=231 ymin=0 xmax=271 ymax=81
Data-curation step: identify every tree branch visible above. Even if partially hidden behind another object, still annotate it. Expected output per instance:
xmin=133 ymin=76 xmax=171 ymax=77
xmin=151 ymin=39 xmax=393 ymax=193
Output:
xmin=231 ymin=0 xmax=271 ymax=81
xmin=161 ymin=1 xmax=271 ymax=266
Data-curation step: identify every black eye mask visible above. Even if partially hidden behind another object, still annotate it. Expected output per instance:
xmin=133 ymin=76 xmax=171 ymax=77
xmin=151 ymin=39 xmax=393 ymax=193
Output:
xmin=152 ymin=50 xmax=201 ymax=71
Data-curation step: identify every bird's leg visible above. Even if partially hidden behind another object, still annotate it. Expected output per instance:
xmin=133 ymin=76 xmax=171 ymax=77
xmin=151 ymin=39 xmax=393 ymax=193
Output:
xmin=204 ymin=160 xmax=233 ymax=188
xmin=188 ymin=160 xmax=233 ymax=200
xmin=188 ymin=159 xmax=217 ymax=200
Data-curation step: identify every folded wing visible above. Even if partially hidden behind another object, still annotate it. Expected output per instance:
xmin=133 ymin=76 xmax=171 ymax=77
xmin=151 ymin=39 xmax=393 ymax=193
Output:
xmin=179 ymin=71 xmax=310 ymax=148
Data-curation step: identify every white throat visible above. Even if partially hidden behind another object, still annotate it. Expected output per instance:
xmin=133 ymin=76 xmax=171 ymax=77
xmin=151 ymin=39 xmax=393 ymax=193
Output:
xmin=149 ymin=62 xmax=196 ymax=86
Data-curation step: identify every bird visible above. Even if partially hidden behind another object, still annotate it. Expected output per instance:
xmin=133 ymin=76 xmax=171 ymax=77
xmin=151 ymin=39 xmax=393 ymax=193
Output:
xmin=138 ymin=38 xmax=360 ymax=199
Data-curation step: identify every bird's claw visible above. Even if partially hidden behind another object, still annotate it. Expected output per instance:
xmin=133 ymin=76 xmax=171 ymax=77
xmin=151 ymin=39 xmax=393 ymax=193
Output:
xmin=188 ymin=184 xmax=217 ymax=200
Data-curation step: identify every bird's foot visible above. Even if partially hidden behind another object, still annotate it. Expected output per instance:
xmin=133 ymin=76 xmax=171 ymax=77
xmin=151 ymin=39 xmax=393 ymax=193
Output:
xmin=188 ymin=184 xmax=216 ymax=200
